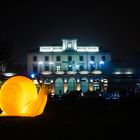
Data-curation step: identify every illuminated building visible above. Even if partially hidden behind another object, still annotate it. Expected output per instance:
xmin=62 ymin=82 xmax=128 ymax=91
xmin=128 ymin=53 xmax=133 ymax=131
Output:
xmin=27 ymin=39 xmax=111 ymax=95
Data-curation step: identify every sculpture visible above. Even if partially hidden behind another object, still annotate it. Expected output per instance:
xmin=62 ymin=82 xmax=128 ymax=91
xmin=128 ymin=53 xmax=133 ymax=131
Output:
xmin=0 ymin=76 xmax=51 ymax=117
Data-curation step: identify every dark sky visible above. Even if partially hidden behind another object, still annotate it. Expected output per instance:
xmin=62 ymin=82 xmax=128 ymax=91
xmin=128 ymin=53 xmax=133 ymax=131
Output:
xmin=0 ymin=1 xmax=140 ymax=64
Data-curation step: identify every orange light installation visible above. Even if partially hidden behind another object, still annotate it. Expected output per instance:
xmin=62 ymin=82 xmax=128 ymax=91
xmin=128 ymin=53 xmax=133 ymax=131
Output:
xmin=0 ymin=76 xmax=51 ymax=117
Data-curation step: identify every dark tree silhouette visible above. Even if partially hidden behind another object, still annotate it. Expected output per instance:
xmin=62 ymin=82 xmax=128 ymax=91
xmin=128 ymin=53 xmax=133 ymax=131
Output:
xmin=0 ymin=42 xmax=13 ymax=73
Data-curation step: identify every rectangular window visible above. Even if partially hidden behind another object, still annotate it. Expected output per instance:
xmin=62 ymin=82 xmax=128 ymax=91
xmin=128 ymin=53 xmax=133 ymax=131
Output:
xmin=56 ymin=56 xmax=61 ymax=61
xmin=45 ymin=65 xmax=49 ymax=71
xmin=102 ymin=56 xmax=106 ymax=61
xmin=80 ymin=65 xmax=84 ymax=71
xmin=91 ymin=56 xmax=95 ymax=61
xmin=33 ymin=56 xmax=37 ymax=61
xmin=56 ymin=66 xmax=61 ymax=71
xmin=33 ymin=65 xmax=37 ymax=73
xmin=45 ymin=56 xmax=49 ymax=61
xmin=68 ymin=56 xmax=72 ymax=61
xmin=79 ymin=56 xmax=83 ymax=61
xmin=68 ymin=65 xmax=72 ymax=71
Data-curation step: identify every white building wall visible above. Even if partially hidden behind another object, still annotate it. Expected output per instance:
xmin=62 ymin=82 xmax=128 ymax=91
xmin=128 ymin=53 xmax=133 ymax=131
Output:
xmin=27 ymin=53 xmax=111 ymax=73
xmin=27 ymin=40 xmax=111 ymax=74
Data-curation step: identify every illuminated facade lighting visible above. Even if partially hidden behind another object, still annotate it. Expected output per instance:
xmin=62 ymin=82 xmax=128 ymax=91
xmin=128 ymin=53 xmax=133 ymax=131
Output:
xmin=77 ymin=79 xmax=80 ymax=83
xmin=31 ymin=73 xmax=35 ymax=79
xmin=49 ymin=61 xmax=54 ymax=65
xmin=3 ymin=72 xmax=16 ymax=77
xmin=90 ymin=79 xmax=93 ymax=82
xmin=27 ymin=39 xmax=111 ymax=74
xmin=38 ymin=61 xmax=43 ymax=65
xmin=113 ymin=71 xmax=122 ymax=75
xmin=90 ymin=61 xmax=94 ymax=65
xmin=92 ymin=70 xmax=102 ymax=75
xmin=125 ymin=71 xmax=133 ymax=74
xmin=99 ymin=61 xmax=104 ymax=65
xmin=64 ymin=79 xmax=67 ymax=83
xmin=27 ymin=39 xmax=111 ymax=95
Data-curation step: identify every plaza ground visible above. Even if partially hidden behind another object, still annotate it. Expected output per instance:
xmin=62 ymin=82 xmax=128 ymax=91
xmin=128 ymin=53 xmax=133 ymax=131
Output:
xmin=0 ymin=96 xmax=140 ymax=139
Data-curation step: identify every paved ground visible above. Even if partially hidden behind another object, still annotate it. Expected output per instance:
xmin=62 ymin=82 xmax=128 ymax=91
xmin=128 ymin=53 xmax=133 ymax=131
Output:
xmin=0 ymin=96 xmax=140 ymax=139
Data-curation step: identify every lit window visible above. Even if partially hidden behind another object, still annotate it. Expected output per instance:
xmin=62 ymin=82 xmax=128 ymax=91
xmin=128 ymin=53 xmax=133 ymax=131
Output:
xmin=56 ymin=66 xmax=61 ymax=71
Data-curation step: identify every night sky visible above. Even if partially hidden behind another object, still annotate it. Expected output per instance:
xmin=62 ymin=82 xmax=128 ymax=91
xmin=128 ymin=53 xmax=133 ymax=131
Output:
xmin=0 ymin=1 xmax=139 ymax=64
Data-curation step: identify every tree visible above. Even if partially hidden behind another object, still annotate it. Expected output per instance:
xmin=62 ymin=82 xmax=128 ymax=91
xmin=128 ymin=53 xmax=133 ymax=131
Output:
xmin=0 ymin=42 xmax=13 ymax=73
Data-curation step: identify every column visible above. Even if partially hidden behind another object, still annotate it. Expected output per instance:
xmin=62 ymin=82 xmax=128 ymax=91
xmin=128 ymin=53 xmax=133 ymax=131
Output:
xmin=64 ymin=79 xmax=68 ymax=93
xmin=88 ymin=79 xmax=93 ymax=92
xmin=76 ymin=79 xmax=80 ymax=91
xmin=50 ymin=79 xmax=55 ymax=95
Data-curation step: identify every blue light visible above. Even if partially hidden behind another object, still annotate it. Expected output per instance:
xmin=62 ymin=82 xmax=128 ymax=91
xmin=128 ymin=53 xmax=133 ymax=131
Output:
xmin=99 ymin=61 xmax=104 ymax=65
xmin=31 ymin=73 xmax=35 ymax=79
xmin=90 ymin=61 xmax=94 ymax=65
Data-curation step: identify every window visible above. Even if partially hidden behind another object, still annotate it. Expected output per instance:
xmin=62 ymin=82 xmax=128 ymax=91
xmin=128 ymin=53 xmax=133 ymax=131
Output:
xmin=80 ymin=65 xmax=84 ymax=71
xmin=45 ymin=56 xmax=49 ymax=61
xmin=56 ymin=56 xmax=61 ymax=61
xmin=91 ymin=56 xmax=95 ymax=61
xmin=56 ymin=66 xmax=61 ymax=71
xmin=68 ymin=56 xmax=72 ymax=61
xmin=91 ymin=65 xmax=95 ymax=71
xmin=33 ymin=56 xmax=37 ymax=61
xmin=45 ymin=65 xmax=49 ymax=71
xmin=68 ymin=65 xmax=72 ymax=71
xmin=102 ymin=56 xmax=106 ymax=61
xmin=79 ymin=56 xmax=83 ymax=61
xmin=33 ymin=65 xmax=37 ymax=73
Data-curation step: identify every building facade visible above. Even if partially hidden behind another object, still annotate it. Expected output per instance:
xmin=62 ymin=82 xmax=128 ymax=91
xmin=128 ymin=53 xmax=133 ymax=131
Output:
xmin=27 ymin=39 xmax=111 ymax=95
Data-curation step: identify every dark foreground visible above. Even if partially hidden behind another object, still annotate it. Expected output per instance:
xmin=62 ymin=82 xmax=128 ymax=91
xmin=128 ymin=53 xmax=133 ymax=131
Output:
xmin=1 ymin=96 xmax=140 ymax=139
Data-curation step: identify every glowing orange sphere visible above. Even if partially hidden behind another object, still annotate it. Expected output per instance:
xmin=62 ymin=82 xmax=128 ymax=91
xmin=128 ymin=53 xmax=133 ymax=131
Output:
xmin=0 ymin=76 xmax=49 ymax=117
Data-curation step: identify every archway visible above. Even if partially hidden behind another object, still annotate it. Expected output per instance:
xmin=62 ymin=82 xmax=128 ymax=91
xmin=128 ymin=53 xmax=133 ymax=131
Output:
xmin=55 ymin=78 xmax=64 ymax=96
xmin=80 ymin=77 xmax=89 ymax=93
